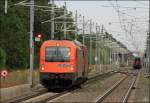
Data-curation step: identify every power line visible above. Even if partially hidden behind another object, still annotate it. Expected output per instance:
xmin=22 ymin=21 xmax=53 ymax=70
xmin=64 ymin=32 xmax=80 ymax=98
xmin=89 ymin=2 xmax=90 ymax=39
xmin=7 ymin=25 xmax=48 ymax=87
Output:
xmin=101 ymin=5 xmax=149 ymax=9
xmin=134 ymin=0 xmax=149 ymax=6
xmin=108 ymin=0 xmax=142 ymax=52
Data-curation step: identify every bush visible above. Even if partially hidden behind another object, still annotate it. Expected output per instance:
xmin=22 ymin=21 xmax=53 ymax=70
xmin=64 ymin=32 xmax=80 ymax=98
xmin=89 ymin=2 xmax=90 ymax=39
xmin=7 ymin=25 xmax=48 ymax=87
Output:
xmin=0 ymin=48 xmax=6 ymax=69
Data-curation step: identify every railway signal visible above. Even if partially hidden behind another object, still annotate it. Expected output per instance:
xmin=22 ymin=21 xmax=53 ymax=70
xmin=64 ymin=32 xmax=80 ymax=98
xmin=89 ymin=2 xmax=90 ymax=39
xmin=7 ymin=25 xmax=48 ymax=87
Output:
xmin=37 ymin=33 xmax=43 ymax=39
xmin=29 ymin=0 xmax=34 ymax=87
xmin=35 ymin=33 xmax=43 ymax=42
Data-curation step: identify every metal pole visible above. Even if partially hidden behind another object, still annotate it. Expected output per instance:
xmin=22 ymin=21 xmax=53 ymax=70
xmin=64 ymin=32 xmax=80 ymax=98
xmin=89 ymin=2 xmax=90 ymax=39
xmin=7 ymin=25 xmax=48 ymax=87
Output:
xmin=82 ymin=16 xmax=85 ymax=45
xmin=98 ymin=26 xmax=101 ymax=73
xmin=117 ymin=50 xmax=120 ymax=69
xmin=102 ymin=28 xmax=106 ymax=72
xmin=101 ymin=27 xmax=104 ymax=73
xmin=112 ymin=49 xmax=114 ymax=70
xmin=95 ymin=23 xmax=98 ymax=73
xmin=122 ymin=52 xmax=124 ymax=66
xmin=5 ymin=0 xmax=7 ymax=14
xmin=104 ymin=35 xmax=107 ymax=72
xmin=75 ymin=10 xmax=78 ymax=40
xmin=101 ymin=24 xmax=104 ymax=34
xmin=148 ymin=0 xmax=150 ymax=76
xmin=121 ymin=49 xmax=123 ymax=66
xmin=109 ymin=37 xmax=112 ymax=71
xmin=51 ymin=0 xmax=54 ymax=39
xmin=64 ymin=2 xmax=67 ymax=39
xmin=113 ymin=50 xmax=116 ymax=70
xmin=109 ymin=47 xmax=110 ymax=71
xmin=116 ymin=50 xmax=118 ymax=70
xmin=89 ymin=19 xmax=92 ymax=68
xmin=98 ymin=41 xmax=100 ymax=73
xmin=119 ymin=48 xmax=121 ymax=67
xmin=110 ymin=48 xmax=112 ymax=70
xmin=148 ymin=2 xmax=150 ymax=99
xmin=29 ymin=0 xmax=34 ymax=87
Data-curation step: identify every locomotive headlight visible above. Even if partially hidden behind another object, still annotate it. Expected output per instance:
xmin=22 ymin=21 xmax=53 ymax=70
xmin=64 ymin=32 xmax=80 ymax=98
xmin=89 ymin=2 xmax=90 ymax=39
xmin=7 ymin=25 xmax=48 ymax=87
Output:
xmin=41 ymin=64 xmax=44 ymax=70
xmin=68 ymin=52 xmax=71 ymax=56
xmin=70 ymin=67 xmax=74 ymax=71
xmin=70 ymin=65 xmax=74 ymax=71
xmin=56 ymin=43 xmax=60 ymax=46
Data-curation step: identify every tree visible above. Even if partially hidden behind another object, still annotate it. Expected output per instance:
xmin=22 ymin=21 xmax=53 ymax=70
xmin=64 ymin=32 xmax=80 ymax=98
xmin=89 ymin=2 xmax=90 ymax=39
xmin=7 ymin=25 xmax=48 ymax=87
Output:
xmin=0 ymin=1 xmax=29 ymax=69
xmin=0 ymin=0 xmax=76 ymax=69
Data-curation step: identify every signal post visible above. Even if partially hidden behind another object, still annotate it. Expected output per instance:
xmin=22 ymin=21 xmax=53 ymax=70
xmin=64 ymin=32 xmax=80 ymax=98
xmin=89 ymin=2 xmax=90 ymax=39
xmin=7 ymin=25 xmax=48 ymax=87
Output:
xmin=29 ymin=0 xmax=34 ymax=87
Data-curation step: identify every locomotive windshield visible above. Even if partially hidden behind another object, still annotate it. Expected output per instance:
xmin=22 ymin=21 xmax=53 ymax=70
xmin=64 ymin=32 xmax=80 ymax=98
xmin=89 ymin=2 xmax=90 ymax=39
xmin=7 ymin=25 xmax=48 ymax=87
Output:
xmin=45 ymin=46 xmax=70 ymax=62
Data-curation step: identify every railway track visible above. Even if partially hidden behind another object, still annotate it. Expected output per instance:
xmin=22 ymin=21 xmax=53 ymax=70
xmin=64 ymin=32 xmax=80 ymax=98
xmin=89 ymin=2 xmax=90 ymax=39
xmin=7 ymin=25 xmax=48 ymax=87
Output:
xmin=122 ymin=70 xmax=141 ymax=103
xmin=21 ymin=88 xmax=76 ymax=103
xmin=94 ymin=69 xmax=140 ymax=103
xmin=5 ymin=68 xmax=134 ymax=103
xmin=6 ymin=87 xmax=48 ymax=103
xmin=5 ymin=85 xmax=79 ymax=103
xmin=5 ymin=71 xmax=115 ymax=103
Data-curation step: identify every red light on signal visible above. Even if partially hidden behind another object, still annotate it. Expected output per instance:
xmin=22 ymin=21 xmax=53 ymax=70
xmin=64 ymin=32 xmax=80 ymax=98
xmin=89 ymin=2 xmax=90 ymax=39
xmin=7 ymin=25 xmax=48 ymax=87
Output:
xmin=37 ymin=33 xmax=43 ymax=38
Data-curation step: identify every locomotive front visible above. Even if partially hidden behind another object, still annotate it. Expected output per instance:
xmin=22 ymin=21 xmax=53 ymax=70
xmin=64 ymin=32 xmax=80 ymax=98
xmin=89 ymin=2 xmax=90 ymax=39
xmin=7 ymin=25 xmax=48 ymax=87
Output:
xmin=40 ymin=40 xmax=77 ymax=88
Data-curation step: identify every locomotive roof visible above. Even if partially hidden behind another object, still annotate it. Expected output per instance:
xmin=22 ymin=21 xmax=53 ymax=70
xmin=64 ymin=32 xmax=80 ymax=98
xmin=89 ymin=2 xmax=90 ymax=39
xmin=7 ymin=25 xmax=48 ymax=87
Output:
xmin=41 ymin=40 xmax=88 ymax=52
xmin=43 ymin=40 xmax=85 ymax=46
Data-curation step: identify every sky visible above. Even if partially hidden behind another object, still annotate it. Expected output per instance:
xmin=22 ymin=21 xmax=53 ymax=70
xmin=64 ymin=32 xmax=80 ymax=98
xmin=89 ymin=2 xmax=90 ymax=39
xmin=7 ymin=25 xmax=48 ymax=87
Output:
xmin=54 ymin=0 xmax=149 ymax=53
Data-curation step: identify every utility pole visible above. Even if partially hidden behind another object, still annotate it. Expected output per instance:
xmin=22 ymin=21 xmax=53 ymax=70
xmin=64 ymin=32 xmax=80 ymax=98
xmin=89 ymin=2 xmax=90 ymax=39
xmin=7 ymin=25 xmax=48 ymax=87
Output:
xmin=82 ymin=16 xmax=85 ymax=44
xmin=5 ymin=0 xmax=7 ymax=14
xmin=148 ymin=1 xmax=150 ymax=75
xmin=115 ymin=48 xmax=118 ymax=71
xmin=51 ymin=0 xmax=55 ymax=39
xmin=29 ymin=0 xmax=34 ymax=87
xmin=111 ymin=48 xmax=114 ymax=70
xmin=98 ymin=25 xmax=101 ymax=73
xmin=101 ymin=27 xmax=105 ymax=73
xmin=101 ymin=24 xmax=104 ymax=34
xmin=109 ymin=36 xmax=112 ymax=71
xmin=148 ymin=17 xmax=150 ymax=102
xmin=104 ymin=33 xmax=107 ymax=72
xmin=64 ymin=2 xmax=67 ymax=39
xmin=95 ymin=23 xmax=98 ymax=73
xmin=89 ymin=19 xmax=92 ymax=67
xmin=75 ymin=10 xmax=78 ymax=40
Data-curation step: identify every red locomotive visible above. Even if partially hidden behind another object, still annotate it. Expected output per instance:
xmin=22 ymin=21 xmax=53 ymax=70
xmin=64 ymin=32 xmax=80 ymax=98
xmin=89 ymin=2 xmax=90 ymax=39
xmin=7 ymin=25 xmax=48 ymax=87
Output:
xmin=40 ymin=40 xmax=89 ymax=88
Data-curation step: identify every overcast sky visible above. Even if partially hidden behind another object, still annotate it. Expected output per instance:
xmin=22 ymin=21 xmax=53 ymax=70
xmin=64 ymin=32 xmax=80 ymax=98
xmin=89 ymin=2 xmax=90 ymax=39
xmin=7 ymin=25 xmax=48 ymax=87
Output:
xmin=55 ymin=0 xmax=149 ymax=52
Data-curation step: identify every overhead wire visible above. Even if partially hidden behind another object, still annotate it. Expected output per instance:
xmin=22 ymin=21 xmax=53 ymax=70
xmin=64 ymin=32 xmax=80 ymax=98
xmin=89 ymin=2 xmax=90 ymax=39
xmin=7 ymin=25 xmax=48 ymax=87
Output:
xmin=134 ymin=0 xmax=149 ymax=6
xmin=100 ymin=5 xmax=149 ymax=9
xmin=108 ymin=0 xmax=142 ymax=51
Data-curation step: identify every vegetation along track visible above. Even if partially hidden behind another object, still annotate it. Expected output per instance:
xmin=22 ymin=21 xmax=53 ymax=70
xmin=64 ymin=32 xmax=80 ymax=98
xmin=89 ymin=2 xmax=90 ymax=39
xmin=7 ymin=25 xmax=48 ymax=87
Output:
xmin=94 ymin=69 xmax=140 ymax=103
xmin=5 ymin=71 xmax=115 ymax=103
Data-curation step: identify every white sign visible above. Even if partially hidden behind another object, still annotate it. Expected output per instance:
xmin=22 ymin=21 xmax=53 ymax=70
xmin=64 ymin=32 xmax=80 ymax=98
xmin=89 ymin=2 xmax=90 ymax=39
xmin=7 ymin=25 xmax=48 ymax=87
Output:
xmin=35 ymin=37 xmax=40 ymax=42
xmin=1 ymin=70 xmax=8 ymax=77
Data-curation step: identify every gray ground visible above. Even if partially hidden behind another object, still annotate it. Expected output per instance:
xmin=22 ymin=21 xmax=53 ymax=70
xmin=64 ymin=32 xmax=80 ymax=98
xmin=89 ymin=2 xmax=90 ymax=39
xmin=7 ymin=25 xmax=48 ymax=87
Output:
xmin=47 ymin=73 xmax=125 ymax=103
xmin=128 ymin=68 xmax=149 ymax=103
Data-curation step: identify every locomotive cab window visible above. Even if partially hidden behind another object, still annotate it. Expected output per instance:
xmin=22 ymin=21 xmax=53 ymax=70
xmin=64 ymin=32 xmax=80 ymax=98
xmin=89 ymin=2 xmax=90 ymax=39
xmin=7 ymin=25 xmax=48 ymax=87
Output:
xmin=45 ymin=46 xmax=70 ymax=62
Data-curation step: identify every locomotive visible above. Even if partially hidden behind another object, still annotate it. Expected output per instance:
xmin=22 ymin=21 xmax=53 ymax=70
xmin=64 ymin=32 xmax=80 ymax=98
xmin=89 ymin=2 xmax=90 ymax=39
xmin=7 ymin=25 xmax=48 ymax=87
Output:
xmin=40 ymin=39 xmax=89 ymax=88
xmin=133 ymin=57 xmax=142 ymax=69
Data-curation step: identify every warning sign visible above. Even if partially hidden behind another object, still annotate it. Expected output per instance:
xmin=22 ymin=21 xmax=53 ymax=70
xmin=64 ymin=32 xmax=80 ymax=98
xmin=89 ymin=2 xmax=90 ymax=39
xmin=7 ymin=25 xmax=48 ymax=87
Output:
xmin=1 ymin=70 xmax=8 ymax=77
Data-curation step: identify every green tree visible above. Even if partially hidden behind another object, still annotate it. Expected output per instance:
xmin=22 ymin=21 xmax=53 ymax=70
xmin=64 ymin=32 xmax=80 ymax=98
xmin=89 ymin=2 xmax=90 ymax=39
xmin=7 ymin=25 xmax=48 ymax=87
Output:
xmin=0 ymin=48 xmax=6 ymax=69
xmin=0 ymin=0 xmax=76 ymax=70
xmin=0 ymin=1 xmax=29 ymax=69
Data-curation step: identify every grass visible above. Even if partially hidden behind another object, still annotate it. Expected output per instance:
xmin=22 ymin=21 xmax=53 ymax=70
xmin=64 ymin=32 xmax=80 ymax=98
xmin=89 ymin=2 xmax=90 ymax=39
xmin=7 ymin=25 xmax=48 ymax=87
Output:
xmin=0 ymin=69 xmax=40 ymax=88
